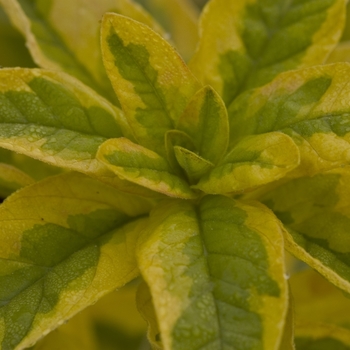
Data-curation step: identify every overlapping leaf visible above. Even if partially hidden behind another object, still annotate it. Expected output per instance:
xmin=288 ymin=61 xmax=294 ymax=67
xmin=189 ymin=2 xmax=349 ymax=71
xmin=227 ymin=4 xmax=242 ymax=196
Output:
xmin=259 ymin=167 xmax=350 ymax=294
xmin=327 ymin=41 xmax=350 ymax=63
xmin=0 ymin=6 xmax=34 ymax=68
xmin=0 ymin=68 xmax=128 ymax=175
xmin=173 ymin=146 xmax=214 ymax=183
xmin=136 ymin=281 xmax=162 ymax=350
xmin=137 ymin=196 xmax=287 ymax=349
xmin=177 ymin=85 xmax=229 ymax=165
xmin=278 ymin=295 xmax=295 ymax=350
xmin=190 ymin=0 xmax=346 ymax=106
xmin=97 ymin=138 xmax=197 ymax=199
xmin=294 ymin=324 xmax=350 ymax=349
xmin=0 ymin=149 xmax=61 ymax=182
xmin=31 ymin=283 xmax=147 ymax=350
xmin=194 ymin=132 xmax=300 ymax=194
xmin=0 ymin=0 xmax=165 ymax=103
xmin=101 ymin=13 xmax=201 ymax=156
xmin=0 ymin=163 xmax=34 ymax=198
xmin=229 ymin=63 xmax=350 ymax=177
xmin=133 ymin=0 xmax=199 ymax=61
xmin=0 ymin=172 xmax=151 ymax=350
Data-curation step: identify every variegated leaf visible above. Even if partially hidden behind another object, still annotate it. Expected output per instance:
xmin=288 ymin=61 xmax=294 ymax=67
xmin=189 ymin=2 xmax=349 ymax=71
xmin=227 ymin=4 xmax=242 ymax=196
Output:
xmin=260 ymin=167 xmax=350 ymax=294
xmin=177 ymin=85 xmax=229 ymax=165
xmin=229 ymin=63 xmax=350 ymax=177
xmin=137 ymin=196 xmax=288 ymax=349
xmin=190 ymin=0 xmax=346 ymax=106
xmin=101 ymin=13 xmax=201 ymax=157
xmin=97 ymin=138 xmax=197 ymax=199
xmin=194 ymin=132 xmax=300 ymax=195
xmin=0 ymin=68 xmax=130 ymax=177
xmin=0 ymin=172 xmax=150 ymax=350
xmin=31 ymin=283 xmax=147 ymax=350
xmin=0 ymin=0 xmax=164 ymax=103
xmin=133 ymin=0 xmax=199 ymax=61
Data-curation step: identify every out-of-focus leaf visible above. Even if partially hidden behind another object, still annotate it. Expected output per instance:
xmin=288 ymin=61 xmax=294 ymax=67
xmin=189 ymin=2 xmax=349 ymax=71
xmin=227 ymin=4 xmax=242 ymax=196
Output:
xmin=31 ymin=282 xmax=148 ymax=350
xmin=134 ymin=0 xmax=199 ymax=61
xmin=290 ymin=269 xmax=350 ymax=328
xmin=0 ymin=162 xmax=34 ymax=198
xmin=0 ymin=6 xmax=34 ymax=67
xmin=295 ymin=323 xmax=350 ymax=349
xmin=0 ymin=0 xmax=164 ymax=103
xmin=278 ymin=292 xmax=295 ymax=350
xmin=327 ymin=41 xmax=350 ymax=63
xmin=136 ymin=281 xmax=162 ymax=350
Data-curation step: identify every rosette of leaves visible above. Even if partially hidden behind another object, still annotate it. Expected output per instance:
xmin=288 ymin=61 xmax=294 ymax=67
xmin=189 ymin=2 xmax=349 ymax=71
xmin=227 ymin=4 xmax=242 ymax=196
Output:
xmin=1 ymin=0 xmax=350 ymax=349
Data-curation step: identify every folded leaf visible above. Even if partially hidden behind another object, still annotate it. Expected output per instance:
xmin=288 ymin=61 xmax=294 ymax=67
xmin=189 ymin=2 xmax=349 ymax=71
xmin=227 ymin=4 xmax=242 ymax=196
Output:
xmin=190 ymin=0 xmax=346 ymax=106
xmin=165 ymin=130 xmax=195 ymax=172
xmin=229 ymin=63 xmax=350 ymax=177
xmin=260 ymin=168 xmax=350 ymax=294
xmin=101 ymin=13 xmax=200 ymax=156
xmin=32 ymin=282 xmax=147 ymax=350
xmin=195 ymin=132 xmax=300 ymax=195
xmin=294 ymin=323 xmax=350 ymax=349
xmin=0 ymin=172 xmax=150 ymax=350
xmin=174 ymin=146 xmax=214 ymax=183
xmin=0 ymin=68 xmax=130 ymax=177
xmin=136 ymin=281 xmax=162 ymax=350
xmin=177 ymin=86 xmax=229 ymax=165
xmin=290 ymin=269 xmax=350 ymax=328
xmin=137 ymin=196 xmax=287 ymax=350
xmin=133 ymin=0 xmax=199 ymax=61
xmin=97 ymin=138 xmax=197 ymax=199
xmin=0 ymin=162 xmax=34 ymax=198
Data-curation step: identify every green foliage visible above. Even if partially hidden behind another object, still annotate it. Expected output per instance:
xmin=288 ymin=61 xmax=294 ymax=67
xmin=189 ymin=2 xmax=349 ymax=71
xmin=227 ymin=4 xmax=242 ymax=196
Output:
xmin=1 ymin=0 xmax=350 ymax=349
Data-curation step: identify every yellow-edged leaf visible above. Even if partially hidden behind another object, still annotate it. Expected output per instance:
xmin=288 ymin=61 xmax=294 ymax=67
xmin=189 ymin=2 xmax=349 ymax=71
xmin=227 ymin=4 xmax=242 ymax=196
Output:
xmin=101 ymin=13 xmax=201 ymax=156
xmin=31 ymin=282 xmax=147 ymax=350
xmin=97 ymin=138 xmax=197 ymax=199
xmin=194 ymin=132 xmax=300 ymax=195
xmin=0 ymin=0 xmax=164 ymax=103
xmin=260 ymin=167 xmax=350 ymax=295
xmin=133 ymin=0 xmax=199 ymax=61
xmin=176 ymin=85 xmax=229 ymax=165
xmin=228 ymin=63 xmax=350 ymax=177
xmin=0 ymin=172 xmax=151 ymax=350
xmin=190 ymin=0 xmax=346 ymax=106
xmin=137 ymin=196 xmax=288 ymax=349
